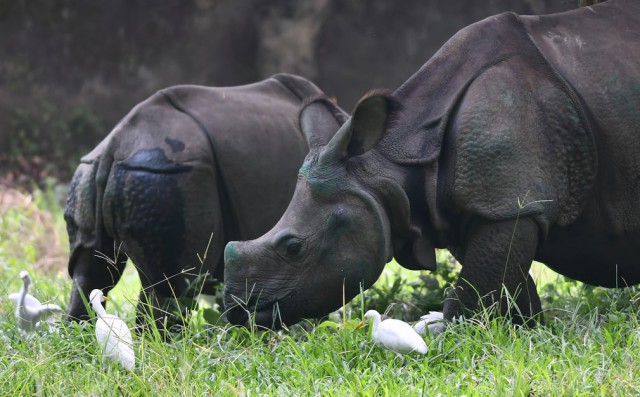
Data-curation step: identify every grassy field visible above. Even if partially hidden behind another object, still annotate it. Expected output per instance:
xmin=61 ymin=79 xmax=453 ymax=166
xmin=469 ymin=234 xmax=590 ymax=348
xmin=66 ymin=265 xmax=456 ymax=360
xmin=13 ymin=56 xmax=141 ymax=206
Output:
xmin=2 ymin=187 xmax=640 ymax=396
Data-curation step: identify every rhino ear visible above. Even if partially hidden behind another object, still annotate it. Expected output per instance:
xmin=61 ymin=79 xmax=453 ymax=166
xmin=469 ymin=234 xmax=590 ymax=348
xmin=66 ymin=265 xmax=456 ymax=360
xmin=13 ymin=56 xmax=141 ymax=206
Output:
xmin=299 ymin=96 xmax=347 ymax=149
xmin=348 ymin=91 xmax=397 ymax=155
xmin=324 ymin=91 xmax=399 ymax=162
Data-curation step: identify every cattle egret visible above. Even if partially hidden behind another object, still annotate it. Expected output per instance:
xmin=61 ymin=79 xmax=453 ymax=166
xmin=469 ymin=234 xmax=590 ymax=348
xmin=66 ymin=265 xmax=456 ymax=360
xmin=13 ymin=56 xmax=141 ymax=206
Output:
xmin=413 ymin=311 xmax=445 ymax=336
xmin=8 ymin=270 xmax=62 ymax=332
xmin=356 ymin=309 xmax=428 ymax=361
xmin=89 ymin=289 xmax=135 ymax=370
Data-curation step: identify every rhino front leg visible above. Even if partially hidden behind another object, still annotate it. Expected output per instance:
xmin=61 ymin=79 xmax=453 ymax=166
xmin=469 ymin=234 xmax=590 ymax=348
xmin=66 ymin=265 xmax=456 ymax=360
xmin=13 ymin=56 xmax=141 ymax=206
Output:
xmin=135 ymin=285 xmax=200 ymax=333
xmin=444 ymin=217 xmax=543 ymax=326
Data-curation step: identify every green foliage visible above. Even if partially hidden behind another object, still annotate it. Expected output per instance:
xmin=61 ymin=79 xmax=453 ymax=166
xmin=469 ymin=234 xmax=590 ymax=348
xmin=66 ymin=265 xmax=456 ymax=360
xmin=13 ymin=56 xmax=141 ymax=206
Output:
xmin=3 ymin=189 xmax=640 ymax=395
xmin=2 ymin=102 xmax=104 ymax=184
xmin=349 ymin=250 xmax=458 ymax=321
xmin=0 ymin=185 xmax=68 ymax=276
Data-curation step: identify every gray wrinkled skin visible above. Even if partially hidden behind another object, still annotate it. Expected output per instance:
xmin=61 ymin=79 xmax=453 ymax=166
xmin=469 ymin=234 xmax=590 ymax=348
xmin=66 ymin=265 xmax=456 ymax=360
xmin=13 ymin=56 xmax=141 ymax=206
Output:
xmin=64 ymin=74 xmax=343 ymax=328
xmin=224 ymin=0 xmax=640 ymax=329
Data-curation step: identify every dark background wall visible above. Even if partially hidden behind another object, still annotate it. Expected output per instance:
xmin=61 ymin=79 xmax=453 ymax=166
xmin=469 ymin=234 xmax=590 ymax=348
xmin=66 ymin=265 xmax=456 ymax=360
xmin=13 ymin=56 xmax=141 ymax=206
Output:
xmin=0 ymin=0 xmax=578 ymax=185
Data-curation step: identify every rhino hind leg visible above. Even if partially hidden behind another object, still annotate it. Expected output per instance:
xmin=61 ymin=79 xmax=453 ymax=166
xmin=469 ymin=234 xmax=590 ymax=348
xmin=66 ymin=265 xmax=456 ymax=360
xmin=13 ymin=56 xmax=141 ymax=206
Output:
xmin=106 ymin=155 xmax=225 ymax=332
xmin=65 ymin=161 xmax=129 ymax=321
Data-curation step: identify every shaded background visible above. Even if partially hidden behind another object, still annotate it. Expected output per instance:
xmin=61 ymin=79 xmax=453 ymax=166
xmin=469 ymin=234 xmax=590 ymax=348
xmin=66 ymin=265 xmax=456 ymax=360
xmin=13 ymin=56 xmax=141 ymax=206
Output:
xmin=0 ymin=0 xmax=578 ymax=186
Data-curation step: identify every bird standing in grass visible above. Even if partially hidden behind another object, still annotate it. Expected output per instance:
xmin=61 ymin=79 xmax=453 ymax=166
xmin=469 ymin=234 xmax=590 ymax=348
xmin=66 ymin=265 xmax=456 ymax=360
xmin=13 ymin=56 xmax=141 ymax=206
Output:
xmin=356 ymin=309 xmax=428 ymax=362
xmin=89 ymin=289 xmax=135 ymax=370
xmin=9 ymin=270 xmax=62 ymax=333
xmin=413 ymin=311 xmax=445 ymax=336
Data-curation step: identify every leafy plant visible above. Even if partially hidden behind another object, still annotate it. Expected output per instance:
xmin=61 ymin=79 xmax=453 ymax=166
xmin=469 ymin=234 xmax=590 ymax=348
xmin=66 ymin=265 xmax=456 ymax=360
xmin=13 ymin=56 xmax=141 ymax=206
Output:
xmin=3 ymin=253 xmax=640 ymax=396
xmin=4 ymin=184 xmax=640 ymax=395
xmin=347 ymin=250 xmax=459 ymax=322
xmin=2 ymin=103 xmax=104 ymax=187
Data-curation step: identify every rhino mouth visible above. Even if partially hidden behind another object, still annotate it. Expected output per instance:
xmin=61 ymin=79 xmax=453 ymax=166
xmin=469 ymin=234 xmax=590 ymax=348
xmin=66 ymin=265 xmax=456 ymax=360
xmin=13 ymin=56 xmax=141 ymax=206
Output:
xmin=225 ymin=289 xmax=298 ymax=328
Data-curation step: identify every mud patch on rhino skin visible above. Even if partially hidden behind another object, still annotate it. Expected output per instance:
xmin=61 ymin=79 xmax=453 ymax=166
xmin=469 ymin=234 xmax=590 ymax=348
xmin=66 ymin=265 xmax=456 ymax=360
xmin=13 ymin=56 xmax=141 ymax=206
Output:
xmin=110 ymin=155 xmax=187 ymax=287
xmin=122 ymin=148 xmax=192 ymax=174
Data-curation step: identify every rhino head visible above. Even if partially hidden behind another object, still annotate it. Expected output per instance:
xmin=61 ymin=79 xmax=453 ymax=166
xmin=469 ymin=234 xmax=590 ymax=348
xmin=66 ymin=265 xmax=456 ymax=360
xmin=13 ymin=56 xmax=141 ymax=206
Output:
xmin=224 ymin=94 xmax=437 ymax=328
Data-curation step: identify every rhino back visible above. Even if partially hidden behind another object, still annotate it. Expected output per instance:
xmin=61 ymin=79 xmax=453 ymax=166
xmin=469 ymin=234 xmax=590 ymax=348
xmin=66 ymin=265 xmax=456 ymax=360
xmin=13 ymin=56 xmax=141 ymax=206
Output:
xmin=140 ymin=76 xmax=317 ymax=240
xmin=523 ymin=0 xmax=640 ymax=129
xmin=522 ymin=0 xmax=640 ymax=233
xmin=78 ymin=75 xmax=319 ymax=265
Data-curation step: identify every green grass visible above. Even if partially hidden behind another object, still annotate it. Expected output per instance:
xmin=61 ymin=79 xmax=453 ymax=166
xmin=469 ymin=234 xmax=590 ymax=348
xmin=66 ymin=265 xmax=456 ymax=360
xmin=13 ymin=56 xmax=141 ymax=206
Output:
xmin=2 ymin=187 xmax=640 ymax=396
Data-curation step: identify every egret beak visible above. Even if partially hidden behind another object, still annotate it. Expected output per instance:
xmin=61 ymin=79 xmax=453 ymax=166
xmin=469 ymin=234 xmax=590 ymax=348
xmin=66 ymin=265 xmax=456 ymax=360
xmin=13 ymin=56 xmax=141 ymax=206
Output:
xmin=103 ymin=296 xmax=110 ymax=302
xmin=354 ymin=321 xmax=365 ymax=330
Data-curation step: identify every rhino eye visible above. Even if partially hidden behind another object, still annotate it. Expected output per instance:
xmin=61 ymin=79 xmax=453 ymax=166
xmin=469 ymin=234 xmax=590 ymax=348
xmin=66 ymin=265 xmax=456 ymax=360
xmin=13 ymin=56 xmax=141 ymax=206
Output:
xmin=286 ymin=242 xmax=303 ymax=256
xmin=273 ymin=231 xmax=305 ymax=257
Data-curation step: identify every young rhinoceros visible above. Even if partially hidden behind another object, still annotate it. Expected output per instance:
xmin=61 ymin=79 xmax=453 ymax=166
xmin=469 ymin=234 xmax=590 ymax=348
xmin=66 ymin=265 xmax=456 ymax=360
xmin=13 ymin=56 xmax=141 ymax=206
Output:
xmin=223 ymin=0 xmax=640 ymax=329
xmin=65 ymin=74 xmax=346 ymax=329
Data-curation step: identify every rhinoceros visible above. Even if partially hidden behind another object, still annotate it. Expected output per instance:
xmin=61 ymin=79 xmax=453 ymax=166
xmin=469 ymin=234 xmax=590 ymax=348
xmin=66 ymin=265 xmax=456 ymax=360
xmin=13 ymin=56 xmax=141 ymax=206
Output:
xmin=223 ymin=0 xmax=640 ymax=329
xmin=64 ymin=73 xmax=345 ymax=327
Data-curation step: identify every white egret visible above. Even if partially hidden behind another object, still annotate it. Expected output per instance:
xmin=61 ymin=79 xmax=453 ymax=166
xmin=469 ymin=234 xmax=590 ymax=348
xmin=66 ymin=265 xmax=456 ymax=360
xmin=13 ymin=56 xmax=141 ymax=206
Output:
xmin=355 ymin=309 xmax=428 ymax=361
xmin=89 ymin=289 xmax=135 ymax=370
xmin=413 ymin=311 xmax=445 ymax=336
xmin=8 ymin=270 xmax=62 ymax=332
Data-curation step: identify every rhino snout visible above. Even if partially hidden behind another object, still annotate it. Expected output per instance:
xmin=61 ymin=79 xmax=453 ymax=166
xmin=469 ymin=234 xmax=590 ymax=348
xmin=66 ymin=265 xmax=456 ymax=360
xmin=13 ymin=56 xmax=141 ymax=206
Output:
xmin=223 ymin=240 xmax=263 ymax=303
xmin=224 ymin=239 xmax=268 ymax=277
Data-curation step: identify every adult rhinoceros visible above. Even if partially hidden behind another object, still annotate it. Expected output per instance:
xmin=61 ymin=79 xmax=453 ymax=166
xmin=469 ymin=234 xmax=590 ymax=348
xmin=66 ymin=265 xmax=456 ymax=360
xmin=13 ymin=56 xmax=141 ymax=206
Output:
xmin=65 ymin=74 xmax=345 ymax=327
xmin=224 ymin=0 xmax=640 ymax=329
